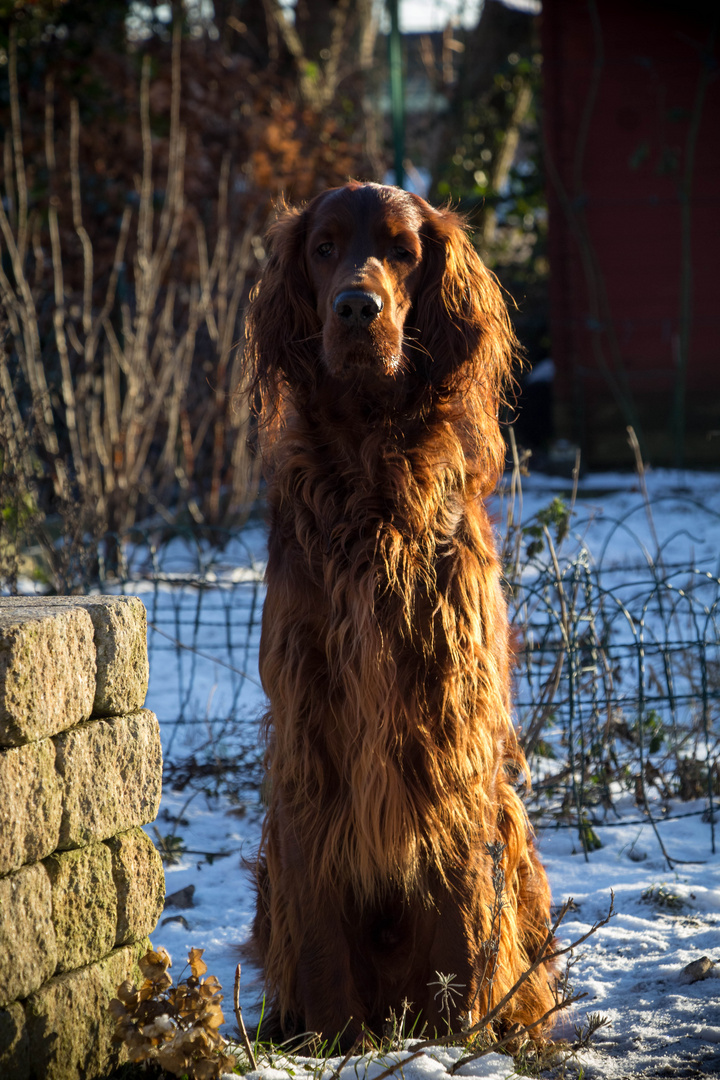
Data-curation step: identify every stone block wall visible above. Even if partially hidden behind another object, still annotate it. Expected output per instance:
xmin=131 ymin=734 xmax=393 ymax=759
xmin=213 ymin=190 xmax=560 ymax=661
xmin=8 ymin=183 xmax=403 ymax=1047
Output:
xmin=0 ymin=596 xmax=165 ymax=1080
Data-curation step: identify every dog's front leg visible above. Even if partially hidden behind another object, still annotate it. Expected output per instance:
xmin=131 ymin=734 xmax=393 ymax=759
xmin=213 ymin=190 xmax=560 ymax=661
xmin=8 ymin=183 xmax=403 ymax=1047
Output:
xmin=293 ymin=888 xmax=367 ymax=1049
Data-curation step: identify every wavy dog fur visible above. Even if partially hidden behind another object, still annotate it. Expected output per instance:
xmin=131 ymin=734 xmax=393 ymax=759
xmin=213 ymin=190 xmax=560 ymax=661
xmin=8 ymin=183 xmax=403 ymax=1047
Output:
xmin=245 ymin=182 xmax=555 ymax=1046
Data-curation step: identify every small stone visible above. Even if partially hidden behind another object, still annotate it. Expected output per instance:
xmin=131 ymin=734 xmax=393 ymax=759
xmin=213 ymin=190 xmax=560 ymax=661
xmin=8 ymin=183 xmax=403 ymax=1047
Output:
xmin=25 ymin=941 xmax=147 ymax=1080
xmin=0 ymin=604 xmax=95 ymax=747
xmin=70 ymin=595 xmax=149 ymax=715
xmin=44 ymin=844 xmax=117 ymax=974
xmin=161 ymin=914 xmax=191 ymax=930
xmin=0 ymin=863 xmax=57 ymax=1008
xmin=679 ymin=956 xmax=716 ymax=984
xmin=0 ymin=1002 xmax=29 ymax=1080
xmin=105 ymin=828 xmax=165 ymax=945
xmin=2 ymin=595 xmax=149 ymax=717
xmin=55 ymin=710 xmax=162 ymax=848
xmin=0 ymin=738 xmax=62 ymax=875
xmin=164 ymin=883 xmax=196 ymax=910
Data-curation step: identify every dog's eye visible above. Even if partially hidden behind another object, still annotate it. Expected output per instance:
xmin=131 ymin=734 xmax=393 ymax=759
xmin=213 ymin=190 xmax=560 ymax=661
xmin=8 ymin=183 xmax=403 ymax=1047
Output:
xmin=316 ymin=242 xmax=335 ymax=258
xmin=391 ymin=245 xmax=413 ymax=260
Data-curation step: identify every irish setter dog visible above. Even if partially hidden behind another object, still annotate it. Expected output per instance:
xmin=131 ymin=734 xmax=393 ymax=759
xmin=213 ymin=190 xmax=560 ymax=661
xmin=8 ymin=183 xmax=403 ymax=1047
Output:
xmin=245 ymin=182 xmax=554 ymax=1046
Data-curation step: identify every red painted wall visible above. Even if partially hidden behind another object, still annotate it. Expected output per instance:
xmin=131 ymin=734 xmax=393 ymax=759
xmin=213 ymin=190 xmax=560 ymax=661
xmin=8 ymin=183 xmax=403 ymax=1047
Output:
xmin=541 ymin=0 xmax=720 ymax=465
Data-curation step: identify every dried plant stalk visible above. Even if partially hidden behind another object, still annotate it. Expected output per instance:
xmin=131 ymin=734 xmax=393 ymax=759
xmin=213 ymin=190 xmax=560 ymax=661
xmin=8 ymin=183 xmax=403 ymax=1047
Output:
xmin=0 ymin=21 xmax=261 ymax=575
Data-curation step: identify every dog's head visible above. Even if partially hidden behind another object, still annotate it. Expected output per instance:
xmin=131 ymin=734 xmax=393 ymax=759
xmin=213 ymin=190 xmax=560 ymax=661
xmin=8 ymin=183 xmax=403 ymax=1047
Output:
xmin=245 ymin=182 xmax=517 ymax=422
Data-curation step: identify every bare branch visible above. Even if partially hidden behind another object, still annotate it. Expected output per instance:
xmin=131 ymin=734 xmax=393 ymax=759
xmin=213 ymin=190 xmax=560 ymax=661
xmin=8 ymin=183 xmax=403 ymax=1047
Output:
xmin=449 ymin=990 xmax=586 ymax=1073
xmin=543 ymin=890 xmax=616 ymax=962
xmin=233 ymin=963 xmax=257 ymax=1070
xmin=328 ymin=1032 xmax=367 ymax=1080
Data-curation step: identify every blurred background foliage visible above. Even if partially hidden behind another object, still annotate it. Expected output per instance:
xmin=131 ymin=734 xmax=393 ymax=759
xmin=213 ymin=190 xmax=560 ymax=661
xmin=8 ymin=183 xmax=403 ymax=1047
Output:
xmin=0 ymin=0 xmax=546 ymax=584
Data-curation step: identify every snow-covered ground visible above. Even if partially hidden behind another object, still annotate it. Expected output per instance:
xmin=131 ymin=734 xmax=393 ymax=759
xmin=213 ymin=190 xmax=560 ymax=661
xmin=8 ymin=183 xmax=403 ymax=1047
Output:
xmin=138 ymin=469 xmax=720 ymax=1079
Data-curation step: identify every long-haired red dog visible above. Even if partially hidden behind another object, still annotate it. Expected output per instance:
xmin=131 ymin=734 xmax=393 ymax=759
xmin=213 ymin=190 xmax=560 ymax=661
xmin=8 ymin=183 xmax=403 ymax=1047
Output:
xmin=245 ymin=182 xmax=554 ymax=1046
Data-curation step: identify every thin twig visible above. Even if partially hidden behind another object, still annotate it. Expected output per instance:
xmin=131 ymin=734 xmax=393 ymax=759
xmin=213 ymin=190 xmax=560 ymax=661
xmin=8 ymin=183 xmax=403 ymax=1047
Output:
xmin=147 ymin=623 xmax=263 ymax=687
xmin=234 ymin=963 xmax=257 ymax=1070
xmin=542 ymin=891 xmax=615 ymax=963
xmin=627 ymin=427 xmax=661 ymax=560
xmin=8 ymin=29 xmax=27 ymax=263
xmin=449 ymin=990 xmax=585 ymax=1073
xmin=70 ymin=98 xmax=93 ymax=334
xmin=328 ymin=1032 xmax=366 ymax=1080
xmin=369 ymin=1047 xmax=427 ymax=1080
xmin=350 ymin=891 xmax=614 ymax=1080
xmin=426 ymin=890 xmax=614 ymax=1049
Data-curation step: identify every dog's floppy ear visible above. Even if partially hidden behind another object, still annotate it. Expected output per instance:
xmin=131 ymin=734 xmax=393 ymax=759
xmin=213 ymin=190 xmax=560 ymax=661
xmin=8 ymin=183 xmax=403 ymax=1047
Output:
xmin=245 ymin=199 xmax=321 ymax=420
xmin=411 ymin=200 xmax=517 ymax=397
xmin=409 ymin=199 xmax=519 ymax=482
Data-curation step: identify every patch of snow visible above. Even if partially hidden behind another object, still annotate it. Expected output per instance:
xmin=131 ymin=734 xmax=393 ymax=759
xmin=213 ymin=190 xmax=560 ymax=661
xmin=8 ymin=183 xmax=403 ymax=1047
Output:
xmin=141 ymin=470 xmax=720 ymax=1078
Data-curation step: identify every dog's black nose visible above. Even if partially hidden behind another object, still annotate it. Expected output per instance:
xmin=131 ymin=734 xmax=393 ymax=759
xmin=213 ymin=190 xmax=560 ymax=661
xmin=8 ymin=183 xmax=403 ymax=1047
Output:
xmin=332 ymin=290 xmax=383 ymax=328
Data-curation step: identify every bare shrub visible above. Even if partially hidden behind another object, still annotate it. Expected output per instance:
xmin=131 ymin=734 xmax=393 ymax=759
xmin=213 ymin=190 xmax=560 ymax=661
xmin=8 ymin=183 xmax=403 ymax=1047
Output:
xmin=0 ymin=27 xmax=262 ymax=565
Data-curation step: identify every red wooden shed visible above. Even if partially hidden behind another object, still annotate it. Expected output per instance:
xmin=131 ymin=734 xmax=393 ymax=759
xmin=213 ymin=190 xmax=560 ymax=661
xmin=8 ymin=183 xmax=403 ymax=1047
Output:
xmin=540 ymin=0 xmax=720 ymax=467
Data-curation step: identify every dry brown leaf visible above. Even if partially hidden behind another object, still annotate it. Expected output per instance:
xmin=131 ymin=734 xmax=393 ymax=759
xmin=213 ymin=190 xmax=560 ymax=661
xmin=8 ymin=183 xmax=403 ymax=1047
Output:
xmin=111 ymin=947 xmax=233 ymax=1078
xmin=189 ymin=947 xmax=209 ymax=978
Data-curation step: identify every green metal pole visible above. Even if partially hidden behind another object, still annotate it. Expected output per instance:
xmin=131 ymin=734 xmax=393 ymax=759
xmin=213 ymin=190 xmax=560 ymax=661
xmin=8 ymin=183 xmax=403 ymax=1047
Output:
xmin=387 ymin=0 xmax=405 ymax=189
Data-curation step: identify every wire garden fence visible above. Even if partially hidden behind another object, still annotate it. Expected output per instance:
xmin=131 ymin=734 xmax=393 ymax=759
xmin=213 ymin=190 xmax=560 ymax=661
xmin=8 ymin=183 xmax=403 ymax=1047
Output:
xmin=510 ymin=552 xmax=719 ymax=863
xmin=5 ymin=488 xmax=720 ymax=864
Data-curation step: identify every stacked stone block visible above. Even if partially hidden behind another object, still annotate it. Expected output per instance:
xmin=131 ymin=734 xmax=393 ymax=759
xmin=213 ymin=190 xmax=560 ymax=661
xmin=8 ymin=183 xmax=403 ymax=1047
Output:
xmin=0 ymin=596 xmax=165 ymax=1080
